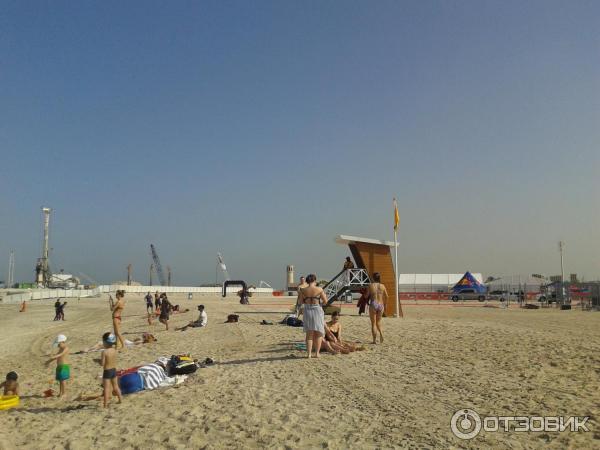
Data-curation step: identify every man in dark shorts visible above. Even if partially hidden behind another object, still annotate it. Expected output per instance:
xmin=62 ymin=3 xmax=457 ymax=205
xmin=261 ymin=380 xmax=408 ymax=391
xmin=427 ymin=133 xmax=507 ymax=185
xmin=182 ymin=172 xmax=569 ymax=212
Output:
xmin=145 ymin=292 xmax=153 ymax=313
xmin=54 ymin=299 xmax=61 ymax=321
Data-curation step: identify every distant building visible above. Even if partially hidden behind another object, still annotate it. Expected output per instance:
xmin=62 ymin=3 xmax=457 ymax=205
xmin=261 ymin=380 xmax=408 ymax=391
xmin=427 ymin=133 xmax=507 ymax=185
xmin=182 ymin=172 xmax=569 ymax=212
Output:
xmin=570 ymin=273 xmax=578 ymax=283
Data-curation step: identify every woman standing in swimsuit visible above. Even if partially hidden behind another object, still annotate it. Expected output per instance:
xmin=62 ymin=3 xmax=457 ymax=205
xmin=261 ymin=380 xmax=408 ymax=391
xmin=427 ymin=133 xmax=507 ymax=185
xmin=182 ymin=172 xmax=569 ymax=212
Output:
xmin=297 ymin=274 xmax=327 ymax=358
xmin=112 ymin=290 xmax=126 ymax=349
xmin=367 ymin=273 xmax=387 ymax=344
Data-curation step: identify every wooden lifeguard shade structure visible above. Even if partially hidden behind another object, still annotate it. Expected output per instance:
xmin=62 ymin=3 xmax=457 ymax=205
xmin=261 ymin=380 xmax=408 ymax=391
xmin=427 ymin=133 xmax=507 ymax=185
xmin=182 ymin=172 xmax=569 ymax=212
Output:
xmin=335 ymin=235 xmax=402 ymax=317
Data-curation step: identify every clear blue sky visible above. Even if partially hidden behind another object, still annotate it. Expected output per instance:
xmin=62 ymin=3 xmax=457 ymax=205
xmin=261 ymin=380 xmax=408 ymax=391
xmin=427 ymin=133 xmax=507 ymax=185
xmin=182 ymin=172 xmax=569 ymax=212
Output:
xmin=1 ymin=1 xmax=599 ymax=287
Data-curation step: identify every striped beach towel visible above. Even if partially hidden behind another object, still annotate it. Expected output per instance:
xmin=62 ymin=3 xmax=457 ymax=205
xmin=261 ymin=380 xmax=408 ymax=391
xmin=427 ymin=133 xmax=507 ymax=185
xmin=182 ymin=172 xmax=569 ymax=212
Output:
xmin=137 ymin=363 xmax=167 ymax=390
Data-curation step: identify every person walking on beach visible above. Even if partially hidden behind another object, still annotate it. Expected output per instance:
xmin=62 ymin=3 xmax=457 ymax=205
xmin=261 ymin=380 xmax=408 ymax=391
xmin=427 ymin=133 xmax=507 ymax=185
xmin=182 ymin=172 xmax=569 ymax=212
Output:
xmin=100 ymin=332 xmax=123 ymax=408
xmin=111 ymin=290 xmax=126 ymax=349
xmin=58 ymin=301 xmax=67 ymax=321
xmin=297 ymin=274 xmax=327 ymax=358
xmin=45 ymin=334 xmax=70 ymax=398
xmin=159 ymin=294 xmax=172 ymax=330
xmin=367 ymin=273 xmax=387 ymax=344
xmin=145 ymin=292 xmax=153 ymax=314
xmin=357 ymin=288 xmax=369 ymax=316
xmin=154 ymin=291 xmax=161 ymax=312
xmin=53 ymin=299 xmax=61 ymax=321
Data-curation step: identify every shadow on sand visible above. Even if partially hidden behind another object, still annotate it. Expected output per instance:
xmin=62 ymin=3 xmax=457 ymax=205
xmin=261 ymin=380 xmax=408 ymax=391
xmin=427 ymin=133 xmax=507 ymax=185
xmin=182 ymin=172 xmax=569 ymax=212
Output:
xmin=18 ymin=404 xmax=95 ymax=414
xmin=218 ymin=355 xmax=298 ymax=366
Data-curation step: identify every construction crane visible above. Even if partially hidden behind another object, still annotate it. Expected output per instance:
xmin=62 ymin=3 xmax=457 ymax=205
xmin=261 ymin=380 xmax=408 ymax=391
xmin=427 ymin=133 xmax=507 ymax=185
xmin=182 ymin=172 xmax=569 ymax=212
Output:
xmin=149 ymin=263 xmax=154 ymax=286
xmin=150 ymin=244 xmax=167 ymax=286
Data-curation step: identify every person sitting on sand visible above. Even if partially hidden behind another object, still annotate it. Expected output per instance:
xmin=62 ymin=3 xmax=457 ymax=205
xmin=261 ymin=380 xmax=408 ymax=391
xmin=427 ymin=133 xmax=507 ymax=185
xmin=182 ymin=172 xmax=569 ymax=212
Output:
xmin=112 ymin=290 xmax=126 ymax=349
xmin=298 ymin=274 xmax=327 ymax=358
xmin=45 ymin=334 xmax=70 ymax=398
xmin=368 ymin=272 xmax=387 ymax=344
xmin=1 ymin=371 xmax=19 ymax=395
xmin=159 ymin=294 xmax=173 ymax=330
xmin=326 ymin=312 xmax=362 ymax=352
xmin=176 ymin=305 xmax=207 ymax=331
xmin=100 ymin=332 xmax=123 ymax=408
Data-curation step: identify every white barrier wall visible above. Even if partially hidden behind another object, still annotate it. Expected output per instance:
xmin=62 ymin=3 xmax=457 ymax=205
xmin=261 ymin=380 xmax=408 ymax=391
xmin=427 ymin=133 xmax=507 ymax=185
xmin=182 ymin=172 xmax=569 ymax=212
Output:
xmin=110 ymin=285 xmax=273 ymax=296
xmin=1 ymin=285 xmax=274 ymax=304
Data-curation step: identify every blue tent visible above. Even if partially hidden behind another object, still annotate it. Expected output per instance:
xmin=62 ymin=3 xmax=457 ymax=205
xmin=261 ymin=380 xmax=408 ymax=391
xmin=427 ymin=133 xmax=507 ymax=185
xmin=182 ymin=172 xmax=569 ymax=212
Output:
xmin=452 ymin=271 xmax=487 ymax=294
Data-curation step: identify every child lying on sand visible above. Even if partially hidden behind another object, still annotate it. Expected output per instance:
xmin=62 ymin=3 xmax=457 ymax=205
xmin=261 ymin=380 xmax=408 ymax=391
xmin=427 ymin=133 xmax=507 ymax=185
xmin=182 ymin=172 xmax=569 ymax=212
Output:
xmin=75 ymin=333 xmax=157 ymax=354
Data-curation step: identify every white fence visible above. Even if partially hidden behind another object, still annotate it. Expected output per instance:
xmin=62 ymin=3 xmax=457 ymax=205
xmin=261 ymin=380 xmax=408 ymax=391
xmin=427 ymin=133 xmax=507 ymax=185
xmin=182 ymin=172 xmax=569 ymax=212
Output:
xmin=1 ymin=285 xmax=274 ymax=304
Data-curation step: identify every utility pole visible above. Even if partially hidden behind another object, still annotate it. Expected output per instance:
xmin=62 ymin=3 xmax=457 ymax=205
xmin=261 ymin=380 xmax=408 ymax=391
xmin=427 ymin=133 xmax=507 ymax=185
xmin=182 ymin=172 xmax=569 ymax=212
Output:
xmin=39 ymin=207 xmax=52 ymax=287
xmin=558 ymin=241 xmax=567 ymax=304
xmin=127 ymin=264 xmax=132 ymax=286
xmin=167 ymin=265 xmax=172 ymax=287
xmin=558 ymin=241 xmax=565 ymax=283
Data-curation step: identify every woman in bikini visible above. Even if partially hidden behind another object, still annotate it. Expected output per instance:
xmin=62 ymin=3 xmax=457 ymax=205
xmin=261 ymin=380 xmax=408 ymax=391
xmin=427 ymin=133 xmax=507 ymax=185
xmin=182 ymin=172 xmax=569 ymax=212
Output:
xmin=368 ymin=272 xmax=387 ymax=344
xmin=111 ymin=290 xmax=126 ymax=349
xmin=297 ymin=274 xmax=327 ymax=358
xmin=325 ymin=311 xmax=361 ymax=352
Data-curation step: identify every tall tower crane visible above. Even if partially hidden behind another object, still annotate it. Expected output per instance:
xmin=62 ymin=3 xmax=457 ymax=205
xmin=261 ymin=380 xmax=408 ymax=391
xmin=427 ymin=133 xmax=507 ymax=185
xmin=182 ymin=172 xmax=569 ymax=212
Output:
xmin=150 ymin=244 xmax=167 ymax=286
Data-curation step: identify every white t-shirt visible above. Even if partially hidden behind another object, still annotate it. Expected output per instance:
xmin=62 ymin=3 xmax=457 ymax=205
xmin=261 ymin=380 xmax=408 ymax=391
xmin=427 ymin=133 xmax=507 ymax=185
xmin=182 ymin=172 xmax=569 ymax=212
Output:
xmin=199 ymin=310 xmax=208 ymax=326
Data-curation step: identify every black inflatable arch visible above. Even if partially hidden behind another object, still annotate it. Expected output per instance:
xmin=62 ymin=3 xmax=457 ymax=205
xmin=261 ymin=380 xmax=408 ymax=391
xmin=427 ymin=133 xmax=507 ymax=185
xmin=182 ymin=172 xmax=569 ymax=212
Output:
xmin=222 ymin=280 xmax=248 ymax=297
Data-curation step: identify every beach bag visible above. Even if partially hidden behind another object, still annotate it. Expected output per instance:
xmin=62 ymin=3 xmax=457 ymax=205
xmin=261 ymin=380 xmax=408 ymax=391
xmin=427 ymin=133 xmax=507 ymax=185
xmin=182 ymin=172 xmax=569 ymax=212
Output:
xmin=118 ymin=372 xmax=144 ymax=394
xmin=169 ymin=355 xmax=197 ymax=375
xmin=286 ymin=316 xmax=303 ymax=327
xmin=226 ymin=314 xmax=239 ymax=323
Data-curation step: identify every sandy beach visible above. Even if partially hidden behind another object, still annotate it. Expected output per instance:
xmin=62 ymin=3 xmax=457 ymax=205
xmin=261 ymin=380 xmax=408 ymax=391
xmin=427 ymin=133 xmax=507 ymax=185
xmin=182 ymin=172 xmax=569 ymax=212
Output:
xmin=0 ymin=295 xmax=598 ymax=449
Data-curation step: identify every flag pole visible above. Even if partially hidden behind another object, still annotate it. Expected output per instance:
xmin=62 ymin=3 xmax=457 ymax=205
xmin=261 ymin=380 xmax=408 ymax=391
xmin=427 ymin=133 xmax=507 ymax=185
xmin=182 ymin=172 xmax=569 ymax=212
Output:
xmin=393 ymin=198 xmax=402 ymax=318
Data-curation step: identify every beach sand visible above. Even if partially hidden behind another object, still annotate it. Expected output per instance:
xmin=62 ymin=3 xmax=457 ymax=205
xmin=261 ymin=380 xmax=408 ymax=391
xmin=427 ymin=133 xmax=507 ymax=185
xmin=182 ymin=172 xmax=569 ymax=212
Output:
xmin=0 ymin=294 xmax=598 ymax=449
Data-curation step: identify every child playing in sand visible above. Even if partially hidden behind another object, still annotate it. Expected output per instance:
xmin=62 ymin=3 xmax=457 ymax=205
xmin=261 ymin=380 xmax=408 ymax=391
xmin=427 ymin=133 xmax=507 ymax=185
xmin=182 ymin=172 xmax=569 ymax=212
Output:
xmin=100 ymin=332 xmax=122 ymax=408
xmin=45 ymin=334 xmax=70 ymax=398
xmin=0 ymin=371 xmax=19 ymax=395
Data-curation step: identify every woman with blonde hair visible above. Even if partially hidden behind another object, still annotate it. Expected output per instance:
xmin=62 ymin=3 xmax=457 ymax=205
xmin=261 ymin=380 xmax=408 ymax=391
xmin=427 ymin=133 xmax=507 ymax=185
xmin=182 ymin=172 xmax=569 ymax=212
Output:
xmin=297 ymin=274 xmax=327 ymax=358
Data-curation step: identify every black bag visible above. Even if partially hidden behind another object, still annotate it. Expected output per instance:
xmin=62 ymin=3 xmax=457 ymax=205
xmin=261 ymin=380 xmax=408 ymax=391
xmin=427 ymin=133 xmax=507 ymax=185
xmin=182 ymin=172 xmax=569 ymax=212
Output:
xmin=169 ymin=355 xmax=197 ymax=375
xmin=286 ymin=317 xmax=303 ymax=327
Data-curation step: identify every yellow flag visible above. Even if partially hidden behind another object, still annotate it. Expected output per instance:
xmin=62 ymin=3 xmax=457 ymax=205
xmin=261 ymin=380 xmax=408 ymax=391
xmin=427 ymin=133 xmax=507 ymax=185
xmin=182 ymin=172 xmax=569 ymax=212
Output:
xmin=393 ymin=199 xmax=399 ymax=231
